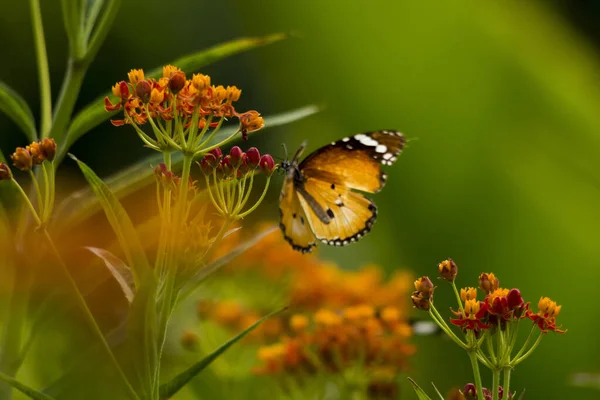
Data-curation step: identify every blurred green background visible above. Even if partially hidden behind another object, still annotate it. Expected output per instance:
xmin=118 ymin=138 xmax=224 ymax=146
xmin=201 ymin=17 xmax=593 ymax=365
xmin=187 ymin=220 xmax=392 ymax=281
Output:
xmin=1 ymin=0 xmax=599 ymax=398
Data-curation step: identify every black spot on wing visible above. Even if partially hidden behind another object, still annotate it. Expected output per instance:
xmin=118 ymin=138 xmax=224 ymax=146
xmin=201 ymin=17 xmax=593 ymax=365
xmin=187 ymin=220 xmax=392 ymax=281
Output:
xmin=318 ymin=199 xmax=378 ymax=247
xmin=326 ymin=208 xmax=335 ymax=218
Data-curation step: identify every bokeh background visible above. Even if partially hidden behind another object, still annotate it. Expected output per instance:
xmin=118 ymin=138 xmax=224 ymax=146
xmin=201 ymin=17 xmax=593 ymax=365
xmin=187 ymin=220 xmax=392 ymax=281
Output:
xmin=1 ymin=0 xmax=599 ymax=398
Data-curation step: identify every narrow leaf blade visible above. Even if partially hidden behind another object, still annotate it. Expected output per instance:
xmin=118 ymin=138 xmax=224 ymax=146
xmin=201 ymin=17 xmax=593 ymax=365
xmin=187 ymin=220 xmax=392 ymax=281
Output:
xmin=54 ymin=105 xmax=320 ymax=233
xmin=85 ymin=246 xmax=135 ymax=303
xmin=61 ymin=33 xmax=289 ymax=159
xmin=0 ymin=81 xmax=37 ymax=142
xmin=0 ymin=372 xmax=56 ymax=400
xmin=408 ymin=378 xmax=434 ymax=400
xmin=159 ymin=307 xmax=287 ymax=399
xmin=70 ymin=155 xmax=152 ymax=287
xmin=180 ymin=225 xmax=277 ymax=301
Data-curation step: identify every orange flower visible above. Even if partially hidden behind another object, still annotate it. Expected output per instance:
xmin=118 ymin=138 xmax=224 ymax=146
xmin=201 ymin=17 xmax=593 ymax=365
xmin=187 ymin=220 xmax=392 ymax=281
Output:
xmin=526 ymin=297 xmax=565 ymax=333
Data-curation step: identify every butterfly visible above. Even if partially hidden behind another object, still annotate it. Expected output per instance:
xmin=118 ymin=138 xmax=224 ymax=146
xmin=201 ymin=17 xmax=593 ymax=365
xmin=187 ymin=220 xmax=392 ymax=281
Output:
xmin=279 ymin=130 xmax=405 ymax=253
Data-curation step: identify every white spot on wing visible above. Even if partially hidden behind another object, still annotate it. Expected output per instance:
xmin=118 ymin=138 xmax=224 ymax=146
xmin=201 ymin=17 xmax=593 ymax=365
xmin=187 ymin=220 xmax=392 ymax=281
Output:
xmin=375 ymin=144 xmax=387 ymax=153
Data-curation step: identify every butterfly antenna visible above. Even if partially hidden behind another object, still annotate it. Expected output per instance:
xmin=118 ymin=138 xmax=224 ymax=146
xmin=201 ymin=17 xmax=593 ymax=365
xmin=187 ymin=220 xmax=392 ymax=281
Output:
xmin=281 ymin=143 xmax=289 ymax=161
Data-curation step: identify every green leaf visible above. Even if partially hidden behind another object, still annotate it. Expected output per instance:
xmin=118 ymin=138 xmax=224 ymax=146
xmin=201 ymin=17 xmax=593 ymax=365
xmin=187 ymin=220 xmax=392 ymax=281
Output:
xmin=408 ymin=378 xmax=434 ymax=400
xmin=0 ymin=372 xmax=56 ymax=400
xmin=179 ymin=225 xmax=278 ymax=302
xmin=159 ymin=306 xmax=287 ymax=399
xmin=0 ymin=81 xmax=37 ymax=142
xmin=70 ymin=155 xmax=152 ymax=288
xmin=60 ymin=32 xmax=289 ymax=161
xmin=85 ymin=246 xmax=135 ymax=303
xmin=54 ymin=105 xmax=320 ymax=233
xmin=60 ymin=0 xmax=84 ymax=59
xmin=430 ymin=382 xmax=445 ymax=400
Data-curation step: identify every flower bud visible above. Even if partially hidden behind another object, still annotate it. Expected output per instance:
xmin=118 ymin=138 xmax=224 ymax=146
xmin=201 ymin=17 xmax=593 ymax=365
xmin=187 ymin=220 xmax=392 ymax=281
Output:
xmin=136 ymin=80 xmax=152 ymax=103
xmin=226 ymin=85 xmax=241 ymax=102
xmin=506 ymin=288 xmax=524 ymax=311
xmin=0 ymin=162 xmax=12 ymax=180
xmin=40 ymin=138 xmax=57 ymax=161
xmin=11 ymin=147 xmax=32 ymax=171
xmin=245 ymin=147 xmax=260 ymax=168
xmin=460 ymin=287 xmax=477 ymax=302
xmin=26 ymin=142 xmax=44 ymax=165
xmin=438 ymin=258 xmax=457 ymax=282
xmin=221 ymin=156 xmax=233 ymax=177
xmin=414 ymin=276 xmax=434 ymax=299
xmin=479 ymin=272 xmax=499 ymax=294
xmin=411 ymin=291 xmax=430 ymax=311
xmin=229 ymin=146 xmax=244 ymax=168
xmin=198 ymin=155 xmax=216 ymax=176
xmin=259 ymin=154 xmax=276 ymax=176
xmin=462 ymin=383 xmax=477 ymax=398
xmin=209 ymin=148 xmax=223 ymax=161
xmin=118 ymin=81 xmax=130 ymax=99
xmin=168 ymin=70 xmax=186 ymax=94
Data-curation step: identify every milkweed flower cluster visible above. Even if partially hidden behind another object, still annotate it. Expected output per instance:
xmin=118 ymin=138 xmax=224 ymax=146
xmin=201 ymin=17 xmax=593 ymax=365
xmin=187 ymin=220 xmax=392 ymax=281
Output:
xmin=189 ymin=226 xmax=417 ymax=399
xmin=410 ymin=259 xmax=565 ymax=400
xmin=0 ymin=138 xmax=58 ymax=225
xmin=105 ymin=66 xmax=264 ymax=155
xmin=198 ymin=146 xmax=276 ymax=220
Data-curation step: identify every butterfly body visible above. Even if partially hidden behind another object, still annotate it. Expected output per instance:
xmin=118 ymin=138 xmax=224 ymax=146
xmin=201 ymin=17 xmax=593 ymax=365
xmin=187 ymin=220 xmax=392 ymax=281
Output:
xmin=279 ymin=130 xmax=405 ymax=253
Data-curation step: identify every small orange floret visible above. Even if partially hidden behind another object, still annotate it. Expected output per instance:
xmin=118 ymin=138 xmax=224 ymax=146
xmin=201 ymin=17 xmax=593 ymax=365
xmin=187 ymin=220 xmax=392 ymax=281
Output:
xmin=127 ymin=69 xmax=145 ymax=84
xmin=162 ymin=64 xmax=181 ymax=79
xmin=460 ymin=287 xmax=477 ymax=302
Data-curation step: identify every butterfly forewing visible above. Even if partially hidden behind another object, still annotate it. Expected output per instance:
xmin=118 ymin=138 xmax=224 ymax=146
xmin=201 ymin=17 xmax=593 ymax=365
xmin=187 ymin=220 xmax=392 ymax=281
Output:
xmin=297 ymin=178 xmax=377 ymax=246
xmin=300 ymin=130 xmax=405 ymax=193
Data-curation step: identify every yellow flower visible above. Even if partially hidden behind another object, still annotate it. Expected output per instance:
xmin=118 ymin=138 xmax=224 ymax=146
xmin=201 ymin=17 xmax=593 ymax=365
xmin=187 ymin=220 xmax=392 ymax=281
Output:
xmin=162 ymin=64 xmax=181 ymax=78
xmin=460 ymin=287 xmax=477 ymax=302
xmin=314 ymin=309 xmax=342 ymax=327
xmin=192 ymin=73 xmax=211 ymax=91
xmin=290 ymin=314 xmax=309 ymax=332
xmin=127 ymin=69 xmax=145 ymax=84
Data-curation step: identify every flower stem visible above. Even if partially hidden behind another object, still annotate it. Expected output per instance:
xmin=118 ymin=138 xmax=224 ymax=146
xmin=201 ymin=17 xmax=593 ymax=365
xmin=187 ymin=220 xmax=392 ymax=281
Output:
xmin=468 ymin=349 xmax=485 ymax=400
xmin=503 ymin=367 xmax=511 ymax=399
xmin=492 ymin=368 xmax=500 ymax=400
xmin=451 ymin=281 xmax=465 ymax=315
xmin=29 ymin=0 xmax=51 ymax=139
xmin=236 ymin=176 xmax=270 ymax=219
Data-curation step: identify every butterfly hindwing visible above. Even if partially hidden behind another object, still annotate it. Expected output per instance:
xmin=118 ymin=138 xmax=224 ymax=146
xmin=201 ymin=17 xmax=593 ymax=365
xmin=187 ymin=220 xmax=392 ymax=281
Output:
xmin=297 ymin=178 xmax=377 ymax=246
xmin=279 ymin=179 xmax=317 ymax=253
xmin=300 ymin=130 xmax=405 ymax=193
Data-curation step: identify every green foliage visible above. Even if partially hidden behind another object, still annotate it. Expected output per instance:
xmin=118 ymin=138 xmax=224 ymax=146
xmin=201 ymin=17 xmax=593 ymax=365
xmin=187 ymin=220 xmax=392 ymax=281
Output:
xmin=159 ymin=307 xmax=287 ymax=399
xmin=0 ymin=372 xmax=55 ymax=400
xmin=0 ymin=81 xmax=37 ymax=142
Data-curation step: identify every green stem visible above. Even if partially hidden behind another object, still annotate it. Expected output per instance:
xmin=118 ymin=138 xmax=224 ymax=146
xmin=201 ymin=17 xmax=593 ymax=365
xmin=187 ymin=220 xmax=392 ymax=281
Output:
xmin=236 ymin=176 xmax=271 ymax=219
xmin=512 ymin=325 xmax=536 ymax=361
xmin=41 ymin=163 xmax=51 ymax=222
xmin=492 ymin=368 xmax=500 ymax=400
xmin=29 ymin=0 xmax=51 ymax=139
xmin=235 ymin=172 xmax=255 ymax=213
xmin=468 ymin=349 xmax=485 ymax=400
xmin=204 ymin=176 xmax=224 ymax=215
xmin=43 ymin=229 xmax=139 ymax=400
xmin=428 ymin=303 xmax=467 ymax=349
xmin=512 ymin=332 xmax=543 ymax=366
xmin=503 ymin=367 xmax=511 ymax=398
xmin=51 ymin=59 xmax=87 ymax=151
xmin=13 ymin=178 xmax=42 ymax=226
xmin=451 ymin=281 xmax=465 ymax=315
xmin=27 ymin=170 xmax=44 ymax=218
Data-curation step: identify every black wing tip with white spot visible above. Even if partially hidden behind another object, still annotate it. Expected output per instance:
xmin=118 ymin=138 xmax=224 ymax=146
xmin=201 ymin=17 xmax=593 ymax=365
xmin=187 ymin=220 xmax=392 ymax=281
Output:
xmin=318 ymin=201 xmax=377 ymax=247
xmin=336 ymin=130 xmax=405 ymax=167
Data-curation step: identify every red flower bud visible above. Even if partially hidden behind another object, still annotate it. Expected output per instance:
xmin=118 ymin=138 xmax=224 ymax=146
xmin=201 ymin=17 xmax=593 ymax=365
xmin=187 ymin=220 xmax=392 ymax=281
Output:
xmin=209 ymin=148 xmax=223 ymax=161
xmin=438 ymin=258 xmax=458 ymax=282
xmin=136 ymin=80 xmax=152 ymax=103
xmin=462 ymin=383 xmax=477 ymax=398
xmin=259 ymin=154 xmax=275 ymax=176
xmin=119 ymin=81 xmax=130 ymax=99
xmin=198 ymin=155 xmax=216 ymax=176
xmin=414 ymin=276 xmax=435 ymax=299
xmin=245 ymin=147 xmax=260 ymax=168
xmin=506 ymin=288 xmax=524 ymax=311
xmin=411 ymin=291 xmax=430 ymax=311
xmin=479 ymin=272 xmax=499 ymax=294
xmin=222 ymin=156 xmax=233 ymax=177
xmin=229 ymin=146 xmax=244 ymax=168
xmin=168 ymin=71 xmax=186 ymax=93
